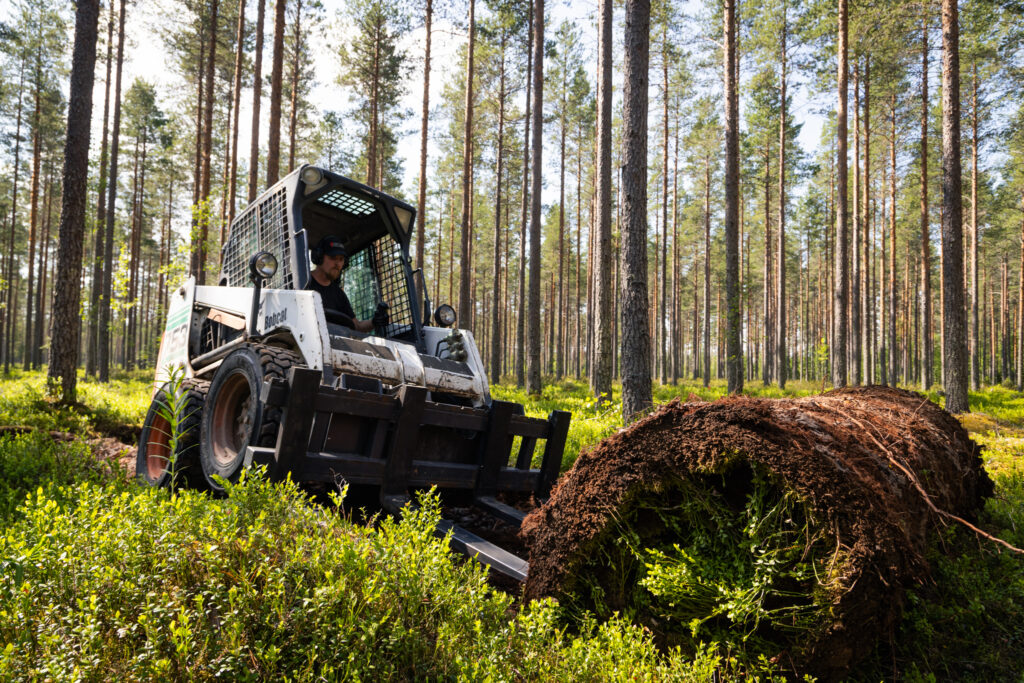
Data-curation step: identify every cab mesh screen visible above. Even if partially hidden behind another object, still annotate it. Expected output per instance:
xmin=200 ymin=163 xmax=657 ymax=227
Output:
xmin=222 ymin=188 xmax=292 ymax=289
xmin=343 ymin=238 xmax=414 ymax=338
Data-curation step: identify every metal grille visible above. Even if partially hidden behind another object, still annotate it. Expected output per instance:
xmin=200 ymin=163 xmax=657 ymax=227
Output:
xmin=343 ymin=238 xmax=414 ymax=338
xmin=317 ymin=188 xmax=377 ymax=216
xmin=222 ymin=188 xmax=292 ymax=290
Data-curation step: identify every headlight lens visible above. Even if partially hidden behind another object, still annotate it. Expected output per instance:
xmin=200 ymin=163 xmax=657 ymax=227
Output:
xmin=250 ymin=251 xmax=278 ymax=280
xmin=434 ymin=304 xmax=456 ymax=327
xmin=300 ymin=166 xmax=323 ymax=186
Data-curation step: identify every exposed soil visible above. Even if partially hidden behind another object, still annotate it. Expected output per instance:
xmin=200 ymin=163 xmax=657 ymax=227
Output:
xmin=520 ymin=386 xmax=993 ymax=681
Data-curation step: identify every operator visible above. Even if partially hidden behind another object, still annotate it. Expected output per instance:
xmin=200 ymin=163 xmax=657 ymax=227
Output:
xmin=306 ymin=235 xmax=389 ymax=333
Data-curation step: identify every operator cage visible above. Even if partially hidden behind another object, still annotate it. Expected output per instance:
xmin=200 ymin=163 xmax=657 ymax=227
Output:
xmin=219 ymin=166 xmax=422 ymax=347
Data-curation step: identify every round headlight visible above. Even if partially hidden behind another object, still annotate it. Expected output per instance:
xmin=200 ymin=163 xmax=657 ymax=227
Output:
xmin=434 ymin=304 xmax=456 ymax=327
xmin=249 ymin=251 xmax=278 ymax=280
xmin=300 ymin=166 xmax=323 ymax=186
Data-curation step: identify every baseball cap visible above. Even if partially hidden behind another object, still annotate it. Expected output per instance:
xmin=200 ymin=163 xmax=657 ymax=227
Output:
xmin=317 ymin=235 xmax=347 ymax=258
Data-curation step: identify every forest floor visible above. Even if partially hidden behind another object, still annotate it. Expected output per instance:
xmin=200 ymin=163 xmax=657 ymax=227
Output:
xmin=0 ymin=370 xmax=1021 ymax=680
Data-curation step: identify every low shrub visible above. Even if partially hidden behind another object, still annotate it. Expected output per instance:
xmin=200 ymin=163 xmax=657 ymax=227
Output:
xmin=0 ymin=474 xmax=721 ymax=681
xmin=0 ymin=433 xmax=126 ymax=522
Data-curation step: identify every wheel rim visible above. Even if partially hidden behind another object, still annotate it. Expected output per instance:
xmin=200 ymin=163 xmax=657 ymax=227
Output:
xmin=210 ymin=371 xmax=254 ymax=469
xmin=145 ymin=412 xmax=173 ymax=480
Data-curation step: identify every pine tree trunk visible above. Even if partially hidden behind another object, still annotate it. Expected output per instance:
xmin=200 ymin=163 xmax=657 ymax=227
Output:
xmin=851 ymin=61 xmax=861 ymax=383
xmin=526 ymin=0 xmax=544 ymax=394
xmin=2 ymin=59 xmax=26 ymax=375
xmin=457 ymin=0 xmax=476 ymax=328
xmin=862 ymin=56 xmax=871 ymax=384
xmin=228 ymin=0 xmax=246 ymax=225
xmin=248 ymin=0 xmax=266 ymax=201
xmin=724 ymin=0 xmax=742 ymax=393
xmin=516 ymin=0 xmax=532 ymax=388
xmin=660 ymin=27 xmax=669 ymax=386
xmin=970 ymin=63 xmax=979 ymax=390
xmin=832 ymin=0 xmax=849 ymax=387
xmin=24 ymin=48 xmax=43 ymax=372
xmin=620 ymin=0 xmax=652 ymax=420
xmin=99 ymin=0 xmax=127 ymax=383
xmin=920 ymin=19 xmax=933 ymax=391
xmin=777 ymin=3 xmax=787 ymax=388
xmin=198 ymin=0 xmax=219 ymax=285
xmin=415 ymin=0 xmax=432 ymax=277
xmin=890 ymin=94 xmax=898 ymax=387
xmin=703 ymin=157 xmax=711 ymax=389
xmin=287 ymin=0 xmax=302 ymax=173
xmin=87 ymin=7 xmax=114 ymax=377
xmin=490 ymin=31 xmax=506 ymax=382
xmin=593 ymin=0 xmax=613 ymax=402
xmin=556 ymin=49 xmax=567 ymax=379
xmin=266 ymin=0 xmax=286 ymax=186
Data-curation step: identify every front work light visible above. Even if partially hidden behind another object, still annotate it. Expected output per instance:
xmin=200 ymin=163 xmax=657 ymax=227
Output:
xmin=434 ymin=304 xmax=456 ymax=328
xmin=249 ymin=251 xmax=278 ymax=282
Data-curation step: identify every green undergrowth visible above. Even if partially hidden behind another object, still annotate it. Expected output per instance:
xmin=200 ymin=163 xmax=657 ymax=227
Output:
xmin=0 ymin=474 xmax=720 ymax=681
xmin=558 ymin=465 xmax=838 ymax=671
xmin=0 ymin=371 xmax=150 ymax=439
xmin=0 ymin=371 xmax=1022 ymax=679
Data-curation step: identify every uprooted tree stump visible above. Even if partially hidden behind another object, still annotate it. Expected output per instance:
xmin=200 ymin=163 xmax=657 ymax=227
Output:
xmin=520 ymin=386 xmax=994 ymax=681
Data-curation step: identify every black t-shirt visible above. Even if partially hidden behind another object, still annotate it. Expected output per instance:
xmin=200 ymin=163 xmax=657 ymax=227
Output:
xmin=305 ymin=276 xmax=357 ymax=320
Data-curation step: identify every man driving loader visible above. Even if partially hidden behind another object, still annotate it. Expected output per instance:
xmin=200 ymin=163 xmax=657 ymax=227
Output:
xmin=306 ymin=235 xmax=389 ymax=333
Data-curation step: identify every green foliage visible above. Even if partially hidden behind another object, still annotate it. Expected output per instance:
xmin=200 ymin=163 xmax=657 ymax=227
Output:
xmin=0 ymin=373 xmax=149 ymax=437
xmin=2 ymin=371 xmax=1023 ymax=679
xmin=0 ymin=433 xmax=126 ymax=522
xmin=0 ymin=474 xmax=719 ymax=681
xmin=559 ymin=468 xmax=836 ymax=671
xmin=850 ymin=469 xmax=1024 ymax=681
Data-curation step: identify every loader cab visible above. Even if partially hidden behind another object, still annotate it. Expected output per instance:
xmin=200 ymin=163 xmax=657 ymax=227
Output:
xmin=219 ymin=165 xmax=423 ymax=347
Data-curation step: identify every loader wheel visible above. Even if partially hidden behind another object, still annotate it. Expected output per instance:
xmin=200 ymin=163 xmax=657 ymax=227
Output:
xmin=137 ymin=379 xmax=210 ymax=489
xmin=200 ymin=344 xmax=301 ymax=493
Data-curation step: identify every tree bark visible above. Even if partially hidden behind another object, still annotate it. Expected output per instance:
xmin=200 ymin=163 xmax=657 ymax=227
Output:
xmin=920 ymin=18 xmax=933 ymax=391
xmin=2 ymin=59 xmax=26 ymax=375
xmin=516 ymin=0 xmax=533 ymax=388
xmin=415 ymin=0 xmax=432 ymax=278
xmin=489 ymin=31 xmax=506 ymax=382
xmin=777 ymin=1 xmax=788 ymax=389
xmin=620 ymin=0 xmax=652 ymax=419
xmin=851 ymin=61 xmax=861 ymax=383
xmin=87 ymin=6 xmax=114 ymax=377
xmin=593 ymin=0 xmax=613 ymax=402
xmin=24 ymin=46 xmax=43 ymax=372
xmin=457 ymin=0 xmax=476 ymax=329
xmin=287 ymin=0 xmax=302 ymax=172
xmin=198 ymin=0 xmax=219 ymax=285
xmin=99 ymin=0 xmax=127 ymax=383
xmin=248 ymin=0 xmax=266 ymax=201
xmin=526 ymin=0 xmax=544 ymax=394
xmin=228 ymin=0 xmax=246 ymax=226
xmin=889 ymin=94 xmax=898 ymax=386
xmin=862 ymin=56 xmax=871 ymax=384
xmin=970 ymin=63 xmax=979 ymax=390
xmin=703 ymin=156 xmax=711 ymax=388
xmin=266 ymin=0 xmax=286 ymax=186
xmin=724 ymin=0 xmax=742 ymax=393
xmin=939 ymin=0 xmax=966 ymax=411
xmin=832 ymin=0 xmax=849 ymax=388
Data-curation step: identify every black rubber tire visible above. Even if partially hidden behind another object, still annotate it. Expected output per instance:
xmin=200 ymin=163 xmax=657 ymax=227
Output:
xmin=200 ymin=344 xmax=302 ymax=493
xmin=137 ymin=379 xmax=210 ymax=489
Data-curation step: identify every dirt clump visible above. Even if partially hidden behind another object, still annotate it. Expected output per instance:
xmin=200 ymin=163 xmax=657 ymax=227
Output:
xmin=520 ymin=386 xmax=992 ymax=681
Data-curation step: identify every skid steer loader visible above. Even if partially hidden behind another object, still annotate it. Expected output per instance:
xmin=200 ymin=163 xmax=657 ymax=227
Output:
xmin=140 ymin=165 xmax=570 ymax=580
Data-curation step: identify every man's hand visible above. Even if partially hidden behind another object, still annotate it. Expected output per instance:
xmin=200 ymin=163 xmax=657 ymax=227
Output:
xmin=372 ymin=302 xmax=390 ymax=328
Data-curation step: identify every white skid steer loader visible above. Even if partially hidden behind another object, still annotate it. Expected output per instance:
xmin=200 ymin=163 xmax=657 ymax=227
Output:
xmin=141 ymin=165 xmax=570 ymax=580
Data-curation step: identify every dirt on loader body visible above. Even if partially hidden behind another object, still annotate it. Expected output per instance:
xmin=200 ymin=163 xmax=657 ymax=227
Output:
xmin=521 ymin=386 xmax=993 ymax=680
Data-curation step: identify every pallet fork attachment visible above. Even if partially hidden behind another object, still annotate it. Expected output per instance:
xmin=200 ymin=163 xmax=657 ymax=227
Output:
xmin=247 ymin=367 xmax=571 ymax=580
